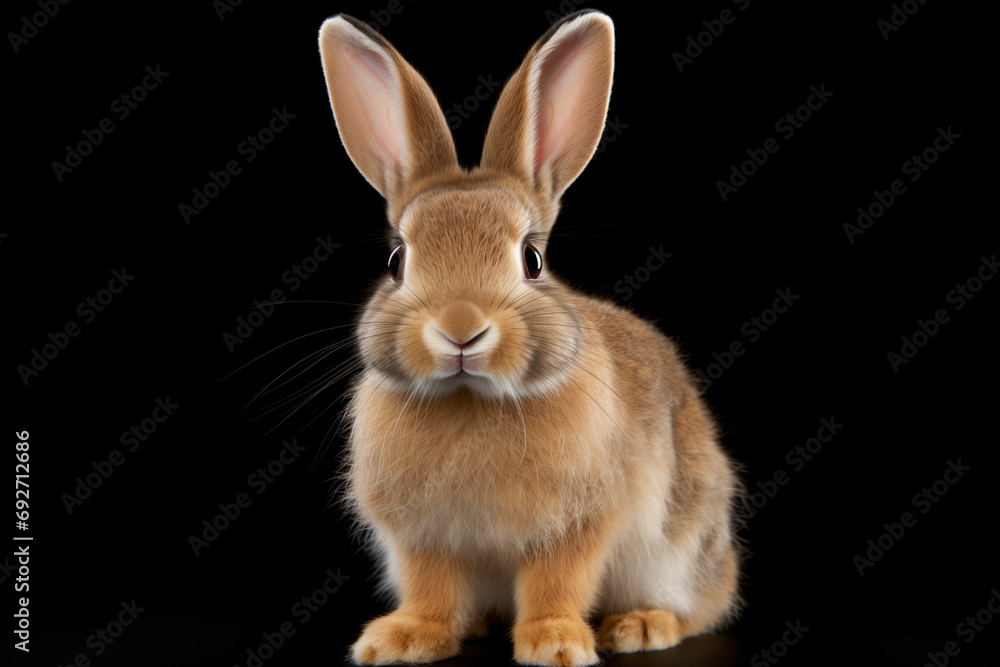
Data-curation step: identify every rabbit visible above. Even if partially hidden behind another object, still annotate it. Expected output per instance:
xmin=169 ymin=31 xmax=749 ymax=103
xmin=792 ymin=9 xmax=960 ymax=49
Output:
xmin=317 ymin=9 xmax=744 ymax=666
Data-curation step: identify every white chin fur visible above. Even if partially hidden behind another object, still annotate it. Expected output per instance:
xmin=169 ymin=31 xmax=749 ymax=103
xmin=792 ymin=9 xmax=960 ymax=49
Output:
xmin=422 ymin=373 xmax=508 ymax=399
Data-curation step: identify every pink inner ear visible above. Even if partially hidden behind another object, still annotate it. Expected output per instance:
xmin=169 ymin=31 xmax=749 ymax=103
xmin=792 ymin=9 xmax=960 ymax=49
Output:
xmin=341 ymin=41 xmax=408 ymax=172
xmin=533 ymin=34 xmax=595 ymax=173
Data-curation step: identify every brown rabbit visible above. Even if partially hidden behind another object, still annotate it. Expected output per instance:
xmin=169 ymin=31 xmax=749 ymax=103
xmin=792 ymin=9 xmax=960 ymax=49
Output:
xmin=318 ymin=9 xmax=743 ymax=666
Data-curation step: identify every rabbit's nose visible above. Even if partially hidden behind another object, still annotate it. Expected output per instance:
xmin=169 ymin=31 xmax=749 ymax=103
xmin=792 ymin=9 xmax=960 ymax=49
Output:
xmin=427 ymin=300 xmax=495 ymax=356
xmin=442 ymin=327 xmax=489 ymax=350
xmin=434 ymin=301 xmax=487 ymax=345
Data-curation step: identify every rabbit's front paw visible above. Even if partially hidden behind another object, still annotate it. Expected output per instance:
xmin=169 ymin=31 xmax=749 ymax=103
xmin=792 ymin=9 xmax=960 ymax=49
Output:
xmin=513 ymin=616 xmax=599 ymax=667
xmin=351 ymin=612 xmax=458 ymax=665
xmin=596 ymin=608 xmax=682 ymax=654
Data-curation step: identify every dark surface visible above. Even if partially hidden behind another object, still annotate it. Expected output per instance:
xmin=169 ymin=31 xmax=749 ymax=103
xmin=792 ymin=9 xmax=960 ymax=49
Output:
xmin=7 ymin=1 xmax=995 ymax=666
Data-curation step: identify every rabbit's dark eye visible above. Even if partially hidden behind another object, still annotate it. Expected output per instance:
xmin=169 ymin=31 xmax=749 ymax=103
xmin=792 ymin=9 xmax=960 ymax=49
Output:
xmin=388 ymin=245 xmax=404 ymax=281
xmin=523 ymin=244 xmax=542 ymax=280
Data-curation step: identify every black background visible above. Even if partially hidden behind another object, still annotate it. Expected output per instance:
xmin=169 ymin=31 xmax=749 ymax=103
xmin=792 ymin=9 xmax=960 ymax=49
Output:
xmin=6 ymin=1 xmax=995 ymax=666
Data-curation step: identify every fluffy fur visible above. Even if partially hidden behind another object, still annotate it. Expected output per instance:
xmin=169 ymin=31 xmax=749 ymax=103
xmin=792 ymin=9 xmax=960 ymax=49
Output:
xmin=318 ymin=10 xmax=744 ymax=666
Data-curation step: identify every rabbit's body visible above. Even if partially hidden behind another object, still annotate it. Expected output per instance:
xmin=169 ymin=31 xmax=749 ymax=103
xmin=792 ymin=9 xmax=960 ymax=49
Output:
xmin=318 ymin=10 xmax=742 ymax=666
xmin=349 ymin=289 xmax=737 ymax=622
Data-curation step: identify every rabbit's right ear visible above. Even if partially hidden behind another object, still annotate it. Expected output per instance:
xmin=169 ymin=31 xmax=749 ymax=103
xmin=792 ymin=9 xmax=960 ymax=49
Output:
xmin=319 ymin=16 xmax=458 ymax=208
xmin=481 ymin=11 xmax=614 ymax=216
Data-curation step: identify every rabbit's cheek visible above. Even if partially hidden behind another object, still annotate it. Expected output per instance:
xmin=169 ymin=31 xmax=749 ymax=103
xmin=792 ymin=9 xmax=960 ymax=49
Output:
xmin=397 ymin=325 xmax=440 ymax=378
xmin=486 ymin=313 xmax=530 ymax=378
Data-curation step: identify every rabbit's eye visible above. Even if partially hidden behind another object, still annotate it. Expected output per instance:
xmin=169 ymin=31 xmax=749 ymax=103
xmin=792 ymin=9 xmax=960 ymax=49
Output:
xmin=388 ymin=245 xmax=404 ymax=281
xmin=523 ymin=244 xmax=542 ymax=280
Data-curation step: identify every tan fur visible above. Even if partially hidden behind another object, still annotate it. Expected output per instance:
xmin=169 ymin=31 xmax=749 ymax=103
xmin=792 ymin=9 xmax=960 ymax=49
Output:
xmin=597 ymin=608 xmax=682 ymax=653
xmin=318 ymin=10 xmax=743 ymax=666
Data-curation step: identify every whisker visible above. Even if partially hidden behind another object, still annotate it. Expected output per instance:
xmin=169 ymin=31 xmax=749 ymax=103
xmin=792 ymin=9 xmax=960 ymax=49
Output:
xmin=218 ymin=324 xmax=350 ymax=384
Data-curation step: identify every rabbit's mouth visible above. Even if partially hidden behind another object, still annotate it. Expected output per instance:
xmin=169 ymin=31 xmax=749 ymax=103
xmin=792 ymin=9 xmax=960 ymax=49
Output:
xmin=449 ymin=352 xmax=487 ymax=375
xmin=422 ymin=318 xmax=497 ymax=377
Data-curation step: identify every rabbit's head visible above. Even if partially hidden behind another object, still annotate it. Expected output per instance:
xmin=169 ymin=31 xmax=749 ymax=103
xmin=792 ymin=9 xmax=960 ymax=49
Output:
xmin=319 ymin=11 xmax=614 ymax=399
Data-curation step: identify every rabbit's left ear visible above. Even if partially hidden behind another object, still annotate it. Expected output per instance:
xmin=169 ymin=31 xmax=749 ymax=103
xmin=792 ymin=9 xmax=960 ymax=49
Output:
xmin=318 ymin=15 xmax=458 ymax=207
xmin=481 ymin=10 xmax=614 ymax=205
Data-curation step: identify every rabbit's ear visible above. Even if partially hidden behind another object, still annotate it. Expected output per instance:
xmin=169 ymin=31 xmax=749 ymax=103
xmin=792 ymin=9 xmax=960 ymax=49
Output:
xmin=319 ymin=16 xmax=458 ymax=203
xmin=481 ymin=10 xmax=614 ymax=204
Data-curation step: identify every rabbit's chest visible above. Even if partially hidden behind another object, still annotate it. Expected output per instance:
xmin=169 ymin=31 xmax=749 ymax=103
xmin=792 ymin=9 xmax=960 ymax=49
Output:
xmin=352 ymin=425 xmax=549 ymax=537
xmin=348 ymin=395 xmax=619 ymax=550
